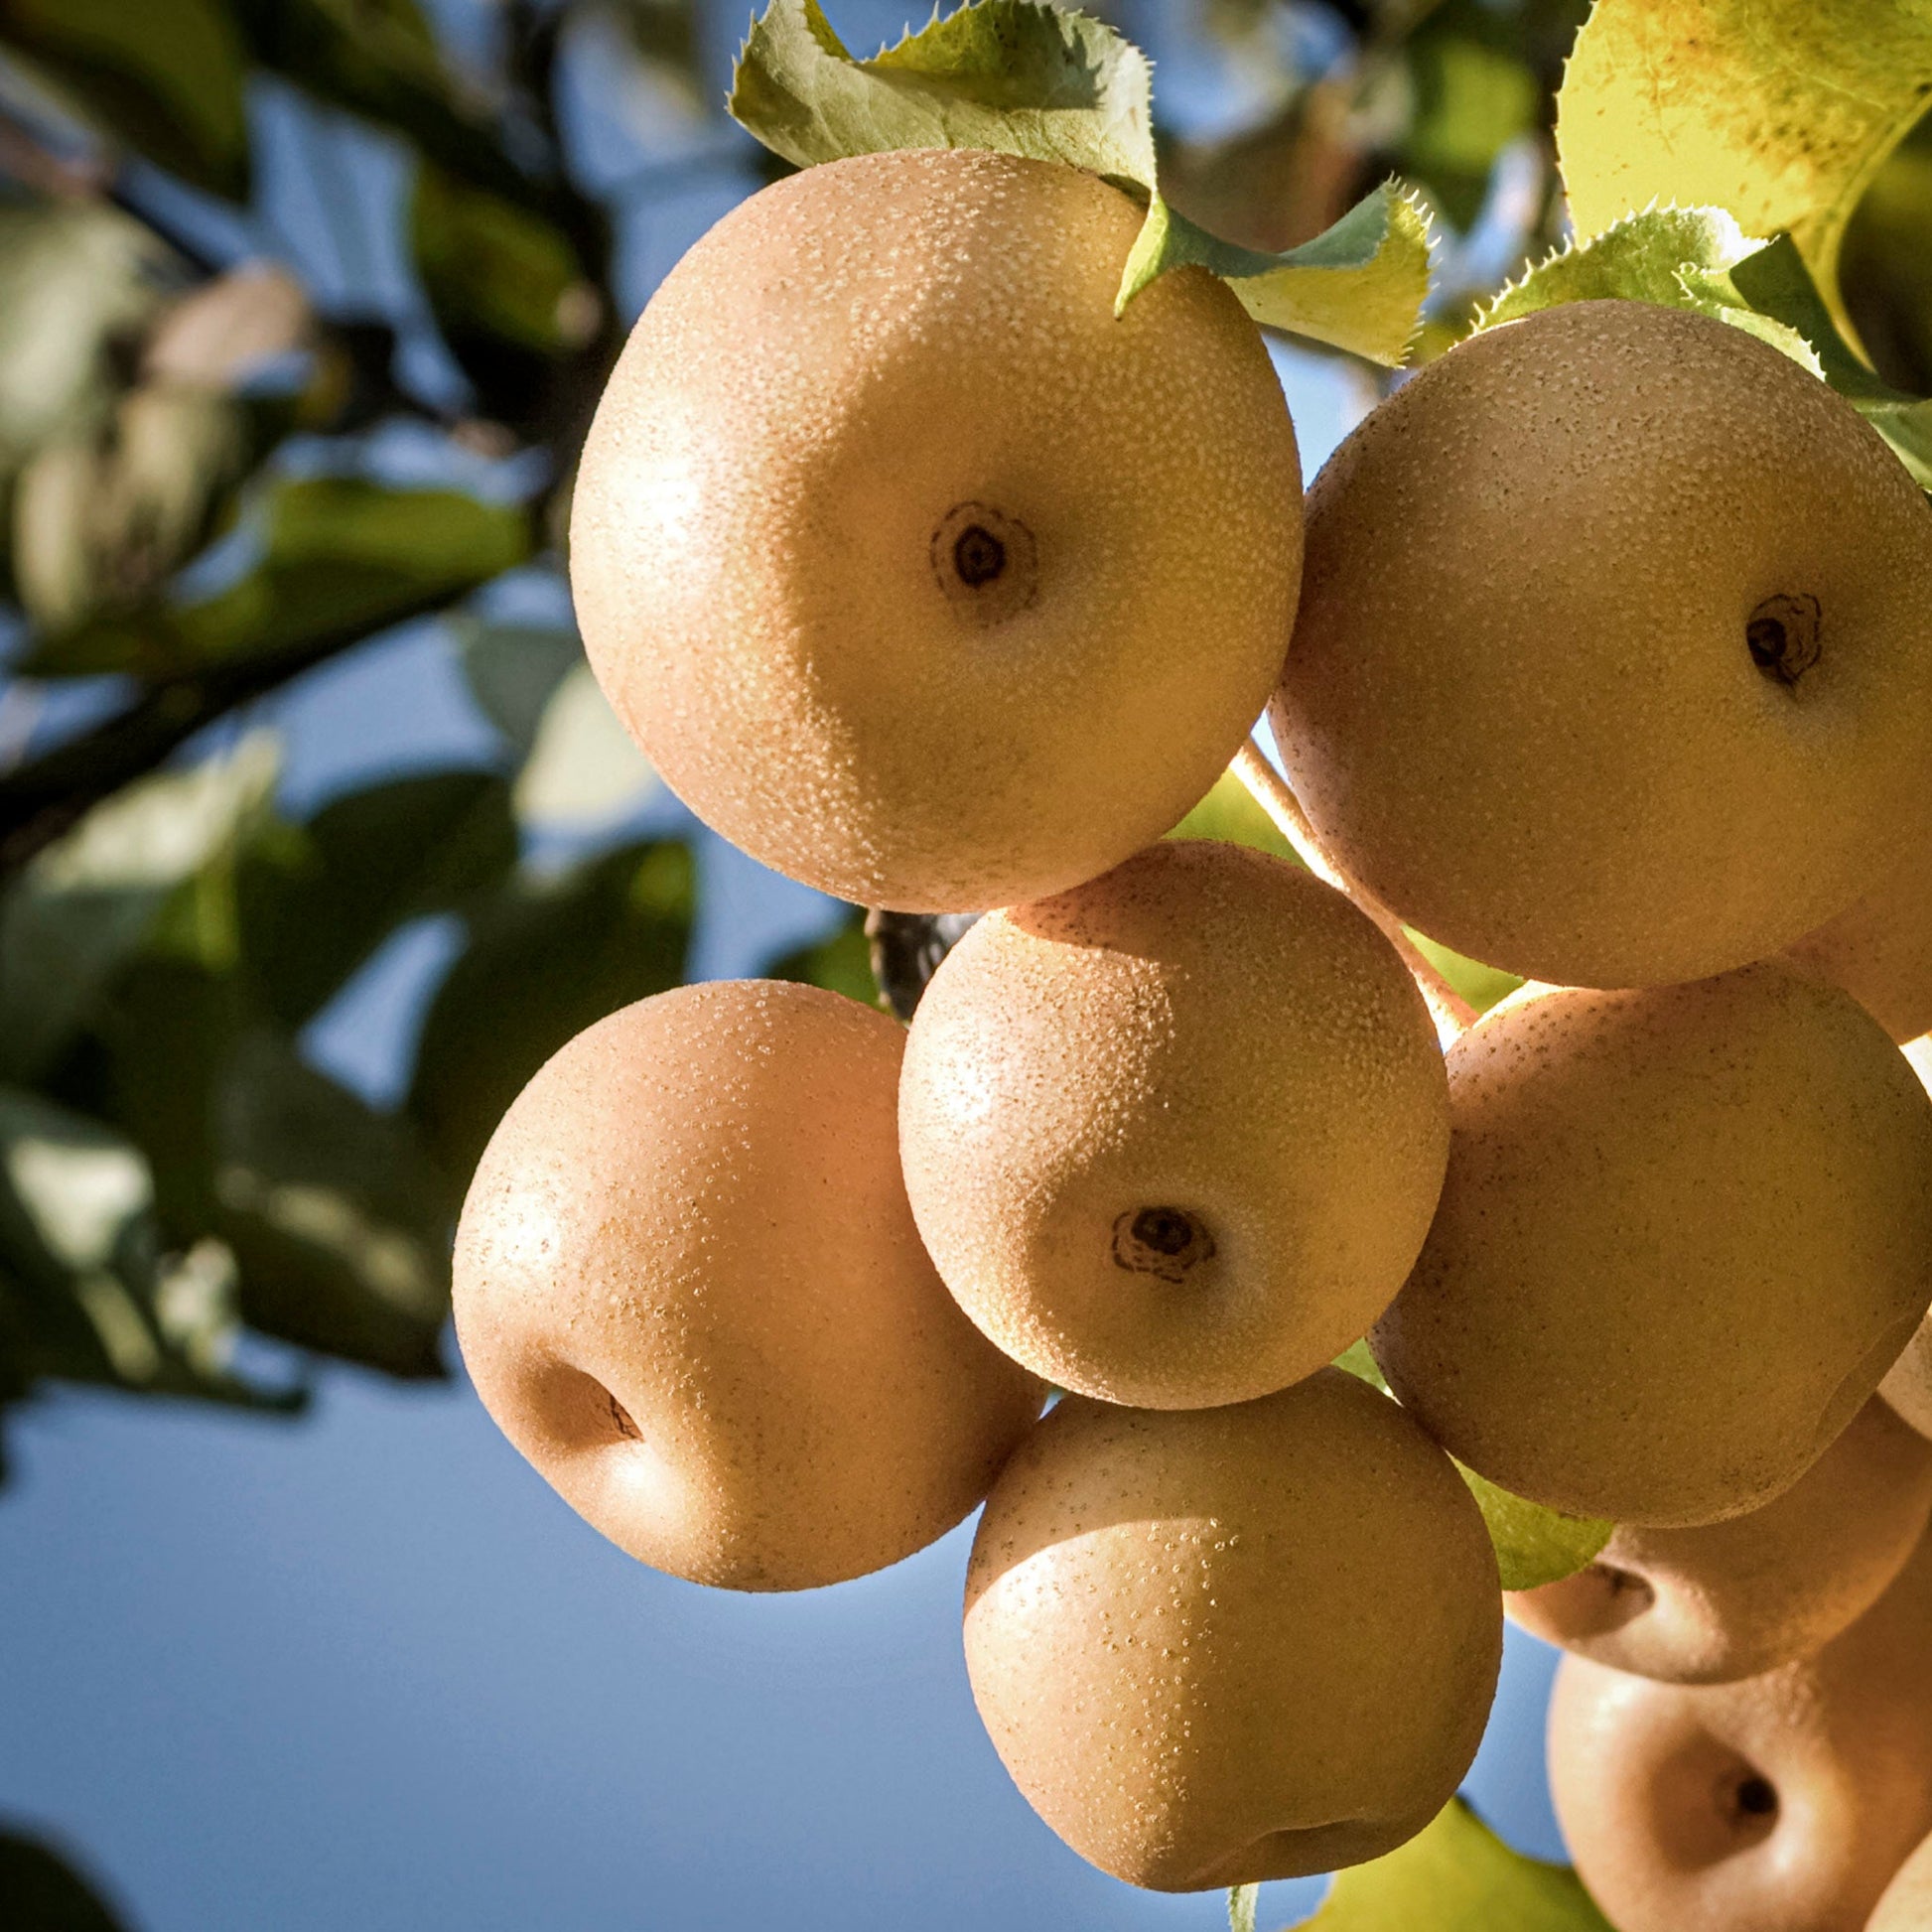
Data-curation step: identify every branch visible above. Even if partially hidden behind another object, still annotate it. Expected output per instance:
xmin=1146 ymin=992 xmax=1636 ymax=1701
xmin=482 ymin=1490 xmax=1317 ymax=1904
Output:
xmin=0 ymin=585 xmax=484 ymax=879
xmin=1230 ymin=738 xmax=1475 ymax=1044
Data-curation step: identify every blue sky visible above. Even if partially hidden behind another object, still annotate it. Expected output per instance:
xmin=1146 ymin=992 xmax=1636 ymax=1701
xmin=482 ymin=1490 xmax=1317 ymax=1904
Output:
xmin=0 ymin=4 xmax=1571 ymax=1924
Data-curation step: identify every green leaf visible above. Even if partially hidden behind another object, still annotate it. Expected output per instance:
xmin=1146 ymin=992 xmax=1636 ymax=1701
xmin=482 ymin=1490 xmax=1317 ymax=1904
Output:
xmin=1556 ymin=0 xmax=1932 ymax=335
xmin=455 ymin=621 xmax=584 ymax=755
xmin=730 ymin=1 xmax=1432 ymax=365
xmin=1400 ymin=16 xmax=1541 ymax=231
xmin=1332 ymin=1337 xmax=1388 ymax=1391
xmin=236 ymin=771 xmax=518 ymax=1029
xmin=512 ymin=664 xmax=658 ymax=829
xmin=767 ymin=908 xmax=878 ymax=1007
xmin=1116 ymin=181 xmax=1433 ymax=364
xmin=408 ymin=840 xmax=695 ymax=1185
xmin=0 ymin=201 xmax=168 ymax=483
xmin=209 ymin=1029 xmax=454 ymax=1377
xmin=1454 ymin=1463 xmax=1614 ymax=1593
xmin=25 ymin=476 xmax=533 ymax=678
xmin=730 ymin=0 xmax=1157 ymax=188
xmin=1404 ymin=930 xmax=1522 ymax=1019
xmin=0 ymin=0 xmax=249 ymax=199
xmin=1477 ymin=207 xmax=1932 ymax=488
xmin=0 ymin=1825 xmax=137 ymax=1930
xmin=1166 ymin=766 xmax=1298 ymax=865
xmin=1282 ymin=1798 xmax=1612 ymax=1930
xmin=0 ymin=733 xmax=280 ymax=1083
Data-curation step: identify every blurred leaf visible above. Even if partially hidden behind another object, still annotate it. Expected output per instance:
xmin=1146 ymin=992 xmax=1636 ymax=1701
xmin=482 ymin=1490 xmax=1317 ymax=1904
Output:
xmin=1557 ymin=0 xmax=1932 ymax=336
xmin=0 ymin=1084 xmax=278 ymax=1410
xmin=142 ymin=265 xmax=314 ymax=389
xmin=455 ymin=620 xmax=582 ymax=754
xmin=0 ymin=201 xmax=168 ymax=483
xmin=412 ymin=163 xmax=595 ymax=356
xmin=731 ymin=0 xmax=1158 ymax=188
xmin=0 ymin=0 xmax=249 ymax=199
xmin=1119 ymin=182 xmax=1433 ymax=364
xmin=1331 ymin=1337 xmax=1386 ymax=1390
xmin=605 ymin=0 xmax=701 ymax=80
xmin=0 ymin=1824 xmax=137 ymax=1929
xmin=13 ymin=385 xmax=255 ymax=631
xmin=1167 ymin=766 xmax=1298 ymax=864
xmin=1276 ymin=1798 xmax=1612 ymax=1928
xmin=210 ymin=1029 xmax=453 ymax=1377
xmin=1479 ymin=207 xmax=1932 ymax=488
xmin=0 ymin=733 xmax=280 ymax=1083
xmin=1841 ymin=108 xmax=1932 ymax=395
xmin=25 ymin=476 xmax=533 ymax=678
xmin=236 ymin=771 xmax=517 ymax=1029
xmin=1455 ymin=1464 xmax=1614 ymax=1592
xmin=233 ymin=0 xmax=545 ymax=212
xmin=1400 ymin=10 xmax=1539 ymax=230
xmin=512 ymin=664 xmax=657 ymax=829
xmin=767 ymin=908 xmax=879 ymax=1007
xmin=409 ymin=840 xmax=694 ymax=1183
xmin=1406 ymin=930 xmax=1521 ymax=1018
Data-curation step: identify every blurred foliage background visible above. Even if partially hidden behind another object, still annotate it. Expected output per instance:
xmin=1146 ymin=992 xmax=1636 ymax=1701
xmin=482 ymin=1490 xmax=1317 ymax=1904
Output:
xmin=0 ymin=0 xmax=1926 ymax=1915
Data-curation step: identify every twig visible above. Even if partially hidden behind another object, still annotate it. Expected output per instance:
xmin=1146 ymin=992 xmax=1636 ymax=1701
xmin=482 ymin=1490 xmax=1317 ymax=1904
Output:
xmin=1230 ymin=737 xmax=1475 ymax=1044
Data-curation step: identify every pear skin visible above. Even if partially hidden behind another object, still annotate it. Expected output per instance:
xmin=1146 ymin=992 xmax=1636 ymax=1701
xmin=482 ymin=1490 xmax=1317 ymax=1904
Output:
xmin=1549 ymin=1527 xmax=1932 ymax=1932
xmin=1372 ymin=965 xmax=1932 ymax=1527
xmin=964 ymin=1369 xmax=1502 ymax=1889
xmin=1508 ymin=1395 xmax=1932 ymax=1683
xmin=453 ymin=980 xmax=1044 ymax=1590
xmin=571 ymin=148 xmax=1303 ymax=911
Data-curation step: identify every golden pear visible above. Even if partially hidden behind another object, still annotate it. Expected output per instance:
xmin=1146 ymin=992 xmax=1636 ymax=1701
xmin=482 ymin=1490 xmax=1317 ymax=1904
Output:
xmin=570 ymin=147 xmax=1303 ymax=911
xmin=1782 ymin=835 xmax=1932 ymax=1042
xmin=1371 ymin=965 xmax=1932 ymax=1527
xmin=1270 ymin=298 xmax=1932 ymax=988
xmin=1508 ymin=1394 xmax=1932 ymax=1683
xmin=1881 ymin=1035 xmax=1932 ymax=1439
xmin=963 ymin=1368 xmax=1502 ymax=1889
xmin=452 ymin=980 xmax=1044 ymax=1590
xmin=898 ymin=839 xmax=1449 ymax=1408
xmin=1871 ymin=1829 xmax=1932 ymax=1932
xmin=1548 ymin=1527 xmax=1932 ymax=1932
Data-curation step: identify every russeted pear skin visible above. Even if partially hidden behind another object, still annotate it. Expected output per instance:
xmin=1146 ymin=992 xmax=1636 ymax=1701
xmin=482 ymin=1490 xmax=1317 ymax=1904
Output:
xmin=1548 ymin=1528 xmax=1932 ymax=1932
xmin=963 ymin=1369 xmax=1502 ymax=1889
xmin=1871 ymin=1830 xmax=1932 ymax=1932
xmin=1782 ymin=836 xmax=1932 ymax=1042
xmin=451 ymin=980 xmax=1044 ymax=1590
xmin=1508 ymin=1395 xmax=1932 ymax=1684
xmin=1879 ymin=1037 xmax=1932 ymax=1439
xmin=570 ymin=148 xmax=1304 ymax=912
xmin=1371 ymin=965 xmax=1932 ymax=1527
xmin=898 ymin=840 xmax=1449 ymax=1408
xmin=1270 ymin=298 xmax=1932 ymax=989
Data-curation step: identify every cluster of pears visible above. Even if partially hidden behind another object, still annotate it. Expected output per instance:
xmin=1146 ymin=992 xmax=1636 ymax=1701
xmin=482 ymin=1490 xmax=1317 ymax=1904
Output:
xmin=453 ymin=142 xmax=1932 ymax=1911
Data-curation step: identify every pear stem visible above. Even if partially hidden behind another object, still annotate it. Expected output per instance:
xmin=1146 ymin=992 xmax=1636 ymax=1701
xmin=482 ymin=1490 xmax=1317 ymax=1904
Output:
xmin=1230 ymin=737 xmax=1475 ymax=1044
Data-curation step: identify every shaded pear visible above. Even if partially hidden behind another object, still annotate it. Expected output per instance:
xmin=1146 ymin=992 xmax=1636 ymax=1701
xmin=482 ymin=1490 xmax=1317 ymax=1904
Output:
xmin=571 ymin=147 xmax=1303 ymax=911
xmin=453 ymin=980 xmax=1044 ymax=1590
xmin=963 ymin=1368 xmax=1502 ymax=1889
xmin=1880 ymin=1035 xmax=1932 ymax=1439
xmin=1508 ymin=1394 xmax=1932 ymax=1683
xmin=1371 ymin=965 xmax=1932 ymax=1526
xmin=1782 ymin=835 xmax=1932 ymax=1042
xmin=1271 ymin=298 xmax=1932 ymax=989
xmin=1871 ymin=1830 xmax=1932 ymax=1931
xmin=899 ymin=839 xmax=1449 ymax=1409
xmin=1548 ymin=1527 xmax=1932 ymax=1932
